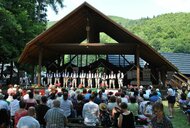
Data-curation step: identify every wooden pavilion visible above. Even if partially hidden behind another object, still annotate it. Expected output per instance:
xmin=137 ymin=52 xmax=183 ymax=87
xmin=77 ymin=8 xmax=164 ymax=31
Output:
xmin=18 ymin=2 xmax=178 ymax=87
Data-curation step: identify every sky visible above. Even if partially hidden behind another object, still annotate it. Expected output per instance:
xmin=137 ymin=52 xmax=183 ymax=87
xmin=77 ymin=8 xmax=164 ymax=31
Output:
xmin=47 ymin=0 xmax=190 ymax=21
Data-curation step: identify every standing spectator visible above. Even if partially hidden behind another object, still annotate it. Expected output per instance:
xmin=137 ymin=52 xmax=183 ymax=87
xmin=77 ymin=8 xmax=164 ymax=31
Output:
xmin=14 ymin=100 xmax=28 ymax=128
xmin=166 ymin=84 xmax=176 ymax=118
xmin=17 ymin=106 xmax=40 ymax=128
xmin=44 ymin=100 xmax=67 ymax=128
xmin=150 ymin=102 xmax=173 ymax=128
xmin=82 ymin=94 xmax=100 ymax=126
xmin=35 ymin=96 xmax=50 ymax=128
xmin=118 ymin=102 xmax=135 ymax=128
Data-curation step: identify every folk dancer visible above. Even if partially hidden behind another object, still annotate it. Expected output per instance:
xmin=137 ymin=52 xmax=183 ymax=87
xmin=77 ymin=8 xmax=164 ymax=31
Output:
xmin=62 ymin=69 xmax=70 ymax=88
xmin=54 ymin=70 xmax=61 ymax=85
xmin=87 ymin=70 xmax=93 ymax=88
xmin=71 ymin=70 xmax=78 ymax=88
xmin=47 ymin=71 xmax=53 ymax=85
xmin=94 ymin=70 xmax=101 ymax=88
xmin=109 ymin=71 xmax=116 ymax=89
xmin=101 ymin=72 xmax=108 ymax=88
xmin=117 ymin=70 xmax=124 ymax=89
xmin=79 ymin=70 xmax=86 ymax=87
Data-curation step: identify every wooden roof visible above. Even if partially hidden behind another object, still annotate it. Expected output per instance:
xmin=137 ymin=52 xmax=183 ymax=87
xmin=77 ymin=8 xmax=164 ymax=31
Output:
xmin=18 ymin=2 xmax=178 ymax=71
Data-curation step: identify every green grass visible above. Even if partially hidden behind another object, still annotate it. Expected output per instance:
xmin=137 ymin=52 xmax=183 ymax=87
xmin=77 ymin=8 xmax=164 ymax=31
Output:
xmin=163 ymin=101 xmax=189 ymax=128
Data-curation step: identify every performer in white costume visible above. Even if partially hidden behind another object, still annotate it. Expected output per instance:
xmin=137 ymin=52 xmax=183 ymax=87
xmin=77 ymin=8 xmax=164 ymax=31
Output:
xmin=54 ymin=70 xmax=61 ymax=85
xmin=117 ymin=70 xmax=124 ymax=89
xmin=87 ymin=70 xmax=93 ymax=88
xmin=71 ymin=70 xmax=78 ymax=88
xmin=109 ymin=71 xmax=116 ymax=89
xmin=101 ymin=72 xmax=108 ymax=88
xmin=94 ymin=70 xmax=101 ymax=88
xmin=47 ymin=71 xmax=53 ymax=85
xmin=79 ymin=70 xmax=86 ymax=87
xmin=62 ymin=69 xmax=69 ymax=88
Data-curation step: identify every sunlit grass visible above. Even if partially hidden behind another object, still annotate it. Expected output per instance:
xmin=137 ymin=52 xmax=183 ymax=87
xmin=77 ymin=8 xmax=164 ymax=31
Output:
xmin=162 ymin=100 xmax=189 ymax=128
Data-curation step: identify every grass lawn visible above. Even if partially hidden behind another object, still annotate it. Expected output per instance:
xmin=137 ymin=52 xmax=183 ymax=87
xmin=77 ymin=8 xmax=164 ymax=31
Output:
xmin=162 ymin=100 xmax=189 ymax=128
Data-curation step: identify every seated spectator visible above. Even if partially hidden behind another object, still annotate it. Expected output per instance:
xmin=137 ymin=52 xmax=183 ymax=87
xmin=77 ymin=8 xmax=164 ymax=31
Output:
xmin=14 ymin=100 xmax=28 ymax=128
xmin=44 ymin=100 xmax=67 ymax=128
xmin=150 ymin=102 xmax=173 ymax=128
xmin=26 ymin=92 xmax=37 ymax=110
xmin=127 ymin=96 xmax=139 ymax=121
xmin=60 ymin=92 xmax=73 ymax=118
xmin=111 ymin=97 xmax=122 ymax=127
xmin=149 ymin=91 xmax=160 ymax=103
xmin=73 ymin=94 xmax=84 ymax=117
xmin=82 ymin=94 xmax=99 ymax=126
xmin=17 ymin=106 xmax=40 ymax=128
xmin=35 ymin=96 xmax=50 ymax=128
xmin=179 ymin=88 xmax=187 ymax=106
xmin=0 ymin=109 xmax=10 ymax=128
xmin=107 ymin=95 xmax=117 ymax=112
xmin=118 ymin=102 xmax=135 ymax=128
xmin=99 ymin=103 xmax=112 ymax=127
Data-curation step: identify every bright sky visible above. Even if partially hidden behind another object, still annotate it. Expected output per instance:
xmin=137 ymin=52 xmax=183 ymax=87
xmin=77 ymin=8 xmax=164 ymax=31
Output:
xmin=47 ymin=0 xmax=190 ymax=21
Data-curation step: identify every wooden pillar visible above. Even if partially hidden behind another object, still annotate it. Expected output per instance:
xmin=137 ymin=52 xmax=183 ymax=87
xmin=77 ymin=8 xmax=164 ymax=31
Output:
xmin=135 ymin=46 xmax=140 ymax=87
xmin=38 ymin=49 xmax=43 ymax=86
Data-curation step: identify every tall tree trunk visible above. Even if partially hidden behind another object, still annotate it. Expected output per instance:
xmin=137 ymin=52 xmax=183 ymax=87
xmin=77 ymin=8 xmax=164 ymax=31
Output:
xmin=10 ymin=61 xmax=13 ymax=84
xmin=0 ymin=62 xmax=4 ymax=79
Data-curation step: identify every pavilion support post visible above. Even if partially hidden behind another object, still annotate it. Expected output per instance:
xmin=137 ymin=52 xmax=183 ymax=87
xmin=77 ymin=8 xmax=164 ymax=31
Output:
xmin=86 ymin=15 xmax=100 ymax=43
xmin=38 ymin=49 xmax=43 ymax=86
xmin=135 ymin=46 xmax=140 ymax=87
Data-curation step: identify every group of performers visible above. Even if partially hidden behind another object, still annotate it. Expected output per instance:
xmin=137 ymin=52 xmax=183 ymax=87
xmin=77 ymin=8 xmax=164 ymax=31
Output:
xmin=46 ymin=69 xmax=124 ymax=89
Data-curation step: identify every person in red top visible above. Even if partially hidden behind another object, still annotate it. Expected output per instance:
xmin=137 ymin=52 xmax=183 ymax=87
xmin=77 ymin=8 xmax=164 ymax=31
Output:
xmin=14 ymin=100 xmax=28 ymax=128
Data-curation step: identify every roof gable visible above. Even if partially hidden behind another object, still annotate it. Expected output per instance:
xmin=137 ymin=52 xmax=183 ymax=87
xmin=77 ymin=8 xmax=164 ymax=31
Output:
xmin=18 ymin=2 xmax=177 ymax=72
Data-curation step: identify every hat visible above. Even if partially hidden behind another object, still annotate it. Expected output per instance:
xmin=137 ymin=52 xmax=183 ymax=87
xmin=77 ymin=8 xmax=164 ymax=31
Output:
xmin=99 ymin=103 xmax=107 ymax=111
xmin=156 ymin=88 xmax=159 ymax=92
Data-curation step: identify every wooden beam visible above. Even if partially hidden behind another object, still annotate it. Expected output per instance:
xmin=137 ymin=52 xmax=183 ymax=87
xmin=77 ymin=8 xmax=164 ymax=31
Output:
xmin=135 ymin=45 xmax=140 ymax=87
xmin=38 ymin=48 xmax=43 ymax=86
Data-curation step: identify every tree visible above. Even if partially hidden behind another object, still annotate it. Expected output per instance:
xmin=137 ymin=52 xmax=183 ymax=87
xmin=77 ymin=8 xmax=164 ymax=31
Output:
xmin=0 ymin=0 xmax=65 ymax=83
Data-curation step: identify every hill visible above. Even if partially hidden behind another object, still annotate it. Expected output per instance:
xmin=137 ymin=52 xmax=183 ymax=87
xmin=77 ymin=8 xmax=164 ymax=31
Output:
xmin=47 ymin=12 xmax=190 ymax=53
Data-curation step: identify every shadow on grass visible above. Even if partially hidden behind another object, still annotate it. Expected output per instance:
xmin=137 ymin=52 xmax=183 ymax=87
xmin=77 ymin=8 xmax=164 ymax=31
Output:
xmin=163 ymin=100 xmax=189 ymax=128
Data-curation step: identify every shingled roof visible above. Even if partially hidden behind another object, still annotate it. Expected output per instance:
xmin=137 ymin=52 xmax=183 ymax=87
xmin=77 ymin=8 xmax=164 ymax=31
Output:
xmin=161 ymin=53 xmax=190 ymax=75
xmin=18 ymin=2 xmax=177 ymax=72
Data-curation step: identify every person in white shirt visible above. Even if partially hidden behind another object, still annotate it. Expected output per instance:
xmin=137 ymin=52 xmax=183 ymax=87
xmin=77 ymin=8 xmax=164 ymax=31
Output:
xmin=47 ymin=71 xmax=53 ymax=85
xmin=17 ymin=106 xmax=40 ymax=128
xmin=87 ymin=70 xmax=93 ymax=88
xmin=62 ymin=69 xmax=69 ymax=88
xmin=71 ymin=70 xmax=78 ymax=88
xmin=109 ymin=71 xmax=116 ymax=89
xmin=82 ymin=94 xmax=100 ymax=126
xmin=54 ymin=70 xmax=61 ymax=85
xmin=166 ymin=84 xmax=176 ymax=118
xmin=79 ymin=70 xmax=86 ymax=87
xmin=117 ymin=70 xmax=124 ymax=89
xmin=101 ymin=72 xmax=108 ymax=88
xmin=94 ymin=70 xmax=101 ymax=88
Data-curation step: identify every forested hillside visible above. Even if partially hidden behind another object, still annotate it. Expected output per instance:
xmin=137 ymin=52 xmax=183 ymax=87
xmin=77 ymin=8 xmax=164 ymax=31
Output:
xmin=48 ymin=12 xmax=190 ymax=53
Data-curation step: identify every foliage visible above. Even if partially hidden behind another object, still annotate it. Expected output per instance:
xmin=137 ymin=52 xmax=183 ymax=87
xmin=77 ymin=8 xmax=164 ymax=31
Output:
xmin=48 ymin=12 xmax=190 ymax=53
xmin=125 ymin=13 xmax=190 ymax=53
